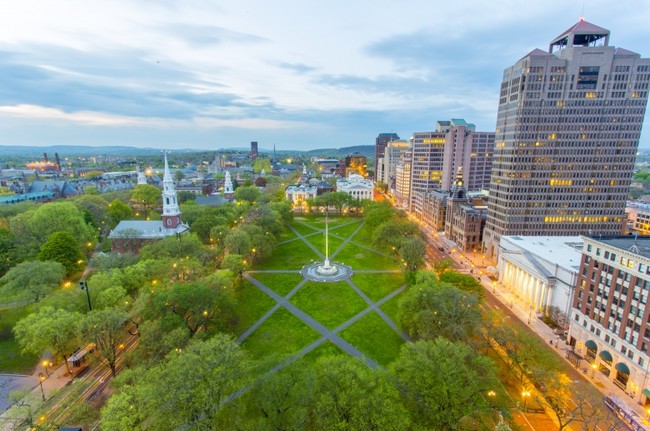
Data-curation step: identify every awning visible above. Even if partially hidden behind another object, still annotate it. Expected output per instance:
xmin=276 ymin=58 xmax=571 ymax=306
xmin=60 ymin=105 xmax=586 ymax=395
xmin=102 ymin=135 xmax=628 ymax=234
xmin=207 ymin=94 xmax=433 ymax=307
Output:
xmin=600 ymin=350 xmax=613 ymax=362
xmin=67 ymin=343 xmax=96 ymax=363
xmin=643 ymin=388 xmax=650 ymax=399
xmin=615 ymin=362 xmax=630 ymax=375
xmin=585 ymin=340 xmax=598 ymax=350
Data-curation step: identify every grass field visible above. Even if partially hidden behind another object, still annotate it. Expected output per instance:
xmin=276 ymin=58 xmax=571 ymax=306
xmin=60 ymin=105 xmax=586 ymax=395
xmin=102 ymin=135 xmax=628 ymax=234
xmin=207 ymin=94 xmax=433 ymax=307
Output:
xmin=256 ymin=240 xmax=319 ymax=270
xmin=339 ymin=312 xmax=404 ymax=366
xmin=250 ymin=273 xmax=304 ymax=297
xmin=289 ymin=281 xmax=368 ymax=329
xmin=233 ymin=279 xmax=277 ymax=335
xmin=0 ymin=337 xmax=38 ymax=374
xmin=352 ymin=272 xmax=405 ymax=302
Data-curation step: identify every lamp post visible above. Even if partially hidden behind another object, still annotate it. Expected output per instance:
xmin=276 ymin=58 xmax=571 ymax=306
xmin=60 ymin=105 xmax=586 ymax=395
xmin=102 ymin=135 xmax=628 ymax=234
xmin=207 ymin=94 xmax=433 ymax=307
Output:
xmin=38 ymin=373 xmax=46 ymax=401
xmin=42 ymin=360 xmax=50 ymax=377
xmin=521 ymin=390 xmax=531 ymax=412
xmin=79 ymin=281 xmax=92 ymax=311
xmin=592 ymin=363 xmax=598 ymax=378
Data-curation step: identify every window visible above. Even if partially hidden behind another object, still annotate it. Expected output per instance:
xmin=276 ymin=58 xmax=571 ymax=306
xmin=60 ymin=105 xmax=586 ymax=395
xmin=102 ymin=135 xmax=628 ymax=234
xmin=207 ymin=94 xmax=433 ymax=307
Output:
xmin=588 ymin=244 xmax=593 ymax=252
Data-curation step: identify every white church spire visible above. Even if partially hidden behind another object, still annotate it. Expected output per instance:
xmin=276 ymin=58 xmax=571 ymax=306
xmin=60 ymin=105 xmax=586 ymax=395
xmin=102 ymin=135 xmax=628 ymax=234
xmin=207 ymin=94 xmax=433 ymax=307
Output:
xmin=161 ymin=152 xmax=182 ymax=228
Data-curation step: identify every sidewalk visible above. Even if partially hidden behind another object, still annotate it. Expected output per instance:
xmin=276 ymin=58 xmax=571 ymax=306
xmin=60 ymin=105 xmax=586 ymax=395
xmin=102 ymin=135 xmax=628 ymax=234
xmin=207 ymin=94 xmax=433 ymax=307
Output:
xmin=0 ymin=360 xmax=72 ymax=429
xmin=484 ymin=274 xmax=650 ymax=425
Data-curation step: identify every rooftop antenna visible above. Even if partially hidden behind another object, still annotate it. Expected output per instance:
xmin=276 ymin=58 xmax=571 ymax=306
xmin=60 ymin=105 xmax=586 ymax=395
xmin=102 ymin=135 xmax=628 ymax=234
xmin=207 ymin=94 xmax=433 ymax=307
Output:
xmin=580 ymin=1 xmax=585 ymax=20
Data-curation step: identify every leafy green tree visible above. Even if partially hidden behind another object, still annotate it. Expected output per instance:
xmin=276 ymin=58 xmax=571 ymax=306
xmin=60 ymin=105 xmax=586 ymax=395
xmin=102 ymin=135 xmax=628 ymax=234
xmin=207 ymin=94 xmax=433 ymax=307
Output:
xmin=12 ymin=201 xmax=97 ymax=253
xmin=399 ymin=237 xmax=426 ymax=284
xmin=234 ymin=185 xmax=262 ymax=203
xmin=391 ymin=339 xmax=499 ymax=430
xmin=81 ymin=307 xmax=128 ymax=376
xmin=130 ymin=184 xmax=161 ymax=218
xmin=0 ymin=186 xmax=14 ymax=196
xmin=253 ymin=158 xmax=273 ymax=174
xmin=139 ymin=234 xmax=208 ymax=261
xmin=433 ymin=257 xmax=455 ymax=277
xmin=225 ymin=229 xmax=252 ymax=255
xmin=0 ymin=227 xmax=16 ymax=277
xmin=38 ymin=231 xmax=85 ymax=276
xmin=155 ymin=282 xmax=236 ymax=337
xmin=13 ymin=306 xmax=82 ymax=374
xmin=222 ymin=254 xmax=246 ymax=278
xmin=106 ymin=199 xmax=133 ymax=228
xmin=372 ymin=220 xmax=420 ymax=252
xmin=309 ymin=356 xmax=411 ymax=430
xmin=398 ymin=283 xmax=482 ymax=343
xmin=100 ymin=334 xmax=251 ymax=431
xmin=440 ymin=271 xmax=485 ymax=299
xmin=133 ymin=319 xmax=190 ymax=365
xmin=0 ymin=260 xmax=66 ymax=302
xmin=191 ymin=214 xmax=228 ymax=244
xmin=365 ymin=201 xmax=395 ymax=232
xmin=174 ymin=170 xmax=185 ymax=181
xmin=73 ymin=194 xmax=109 ymax=229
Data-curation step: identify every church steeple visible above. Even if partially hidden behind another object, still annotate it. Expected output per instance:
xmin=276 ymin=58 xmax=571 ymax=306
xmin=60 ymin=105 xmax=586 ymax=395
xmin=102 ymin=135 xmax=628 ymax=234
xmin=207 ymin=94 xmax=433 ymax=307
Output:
xmin=161 ymin=152 xmax=182 ymax=228
xmin=224 ymin=171 xmax=234 ymax=201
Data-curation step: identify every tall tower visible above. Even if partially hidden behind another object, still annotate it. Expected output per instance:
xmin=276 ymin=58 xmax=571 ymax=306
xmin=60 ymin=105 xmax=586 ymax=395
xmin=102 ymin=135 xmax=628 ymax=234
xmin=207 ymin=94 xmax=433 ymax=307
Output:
xmin=251 ymin=141 xmax=259 ymax=159
xmin=374 ymin=133 xmax=399 ymax=180
xmin=224 ymin=171 xmax=234 ymax=201
xmin=483 ymin=20 xmax=650 ymax=259
xmin=161 ymin=153 xmax=182 ymax=229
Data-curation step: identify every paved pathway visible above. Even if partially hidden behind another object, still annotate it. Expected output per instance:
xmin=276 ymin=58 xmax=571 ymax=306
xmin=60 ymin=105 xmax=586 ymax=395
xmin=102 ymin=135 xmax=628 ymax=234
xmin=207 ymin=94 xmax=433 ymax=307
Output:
xmin=238 ymin=217 xmax=409 ymax=371
xmin=286 ymin=225 xmax=325 ymax=260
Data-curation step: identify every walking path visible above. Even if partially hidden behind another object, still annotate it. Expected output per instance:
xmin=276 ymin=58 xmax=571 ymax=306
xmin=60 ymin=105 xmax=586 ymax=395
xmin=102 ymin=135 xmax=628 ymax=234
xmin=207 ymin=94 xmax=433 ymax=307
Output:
xmin=239 ymin=218 xmax=409 ymax=372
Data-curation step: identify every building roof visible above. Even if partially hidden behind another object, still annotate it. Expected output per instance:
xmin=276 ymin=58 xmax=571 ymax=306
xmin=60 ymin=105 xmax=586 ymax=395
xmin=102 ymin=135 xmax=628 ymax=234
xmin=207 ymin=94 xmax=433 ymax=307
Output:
xmin=109 ymin=220 xmax=189 ymax=239
xmin=501 ymin=236 xmax=584 ymax=273
xmin=551 ymin=19 xmax=609 ymax=43
xmin=588 ymin=235 xmax=650 ymax=258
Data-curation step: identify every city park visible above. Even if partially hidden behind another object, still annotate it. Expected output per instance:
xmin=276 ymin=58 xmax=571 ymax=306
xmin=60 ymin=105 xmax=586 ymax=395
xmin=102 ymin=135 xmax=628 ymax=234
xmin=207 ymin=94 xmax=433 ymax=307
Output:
xmin=0 ymin=177 xmax=620 ymax=430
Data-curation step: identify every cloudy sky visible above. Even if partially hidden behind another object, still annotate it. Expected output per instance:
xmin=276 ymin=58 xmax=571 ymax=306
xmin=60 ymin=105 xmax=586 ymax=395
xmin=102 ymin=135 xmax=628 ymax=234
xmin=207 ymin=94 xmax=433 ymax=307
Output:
xmin=0 ymin=0 xmax=649 ymax=151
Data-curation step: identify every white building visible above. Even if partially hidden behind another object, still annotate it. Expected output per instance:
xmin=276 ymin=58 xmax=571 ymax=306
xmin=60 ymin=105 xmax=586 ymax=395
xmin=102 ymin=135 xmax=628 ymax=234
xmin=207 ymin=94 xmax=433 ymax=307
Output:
xmin=336 ymin=174 xmax=374 ymax=200
xmin=285 ymin=184 xmax=318 ymax=204
xmin=498 ymin=236 xmax=582 ymax=318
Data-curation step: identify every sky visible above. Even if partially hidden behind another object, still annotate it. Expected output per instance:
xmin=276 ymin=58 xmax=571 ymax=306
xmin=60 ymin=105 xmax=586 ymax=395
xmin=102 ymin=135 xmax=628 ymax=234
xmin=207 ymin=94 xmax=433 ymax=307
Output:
xmin=0 ymin=0 xmax=649 ymax=151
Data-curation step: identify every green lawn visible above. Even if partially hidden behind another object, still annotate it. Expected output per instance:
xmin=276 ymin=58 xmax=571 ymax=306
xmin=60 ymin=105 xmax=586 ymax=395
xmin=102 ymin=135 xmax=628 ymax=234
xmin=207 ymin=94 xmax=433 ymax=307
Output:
xmin=351 ymin=273 xmax=405 ymax=302
xmin=295 ymin=215 xmax=351 ymax=229
xmin=348 ymin=221 xmax=374 ymax=245
xmin=290 ymin=221 xmax=321 ymax=236
xmin=0 ymin=337 xmax=38 ymax=374
xmin=380 ymin=291 xmax=403 ymax=325
xmin=329 ymin=220 xmax=364 ymax=239
xmin=250 ymin=273 xmax=304 ymax=297
xmin=332 ymin=243 xmax=397 ymax=270
xmin=257 ymin=241 xmax=319 ymax=270
xmin=339 ymin=312 xmax=404 ymax=366
xmin=305 ymin=232 xmax=345 ymax=256
xmin=276 ymin=228 xmax=297 ymax=242
xmin=300 ymin=341 xmax=345 ymax=363
xmin=289 ymin=281 xmax=368 ymax=329
xmin=233 ymin=280 xmax=277 ymax=336
xmin=241 ymin=307 xmax=321 ymax=360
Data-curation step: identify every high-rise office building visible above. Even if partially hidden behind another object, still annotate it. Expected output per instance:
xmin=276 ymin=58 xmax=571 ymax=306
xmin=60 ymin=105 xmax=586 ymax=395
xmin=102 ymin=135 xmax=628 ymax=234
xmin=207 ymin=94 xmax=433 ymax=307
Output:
xmin=408 ymin=119 xmax=494 ymax=215
xmin=374 ymin=133 xmax=400 ymax=180
xmin=379 ymin=140 xmax=411 ymax=188
xmin=483 ymin=20 xmax=650 ymax=259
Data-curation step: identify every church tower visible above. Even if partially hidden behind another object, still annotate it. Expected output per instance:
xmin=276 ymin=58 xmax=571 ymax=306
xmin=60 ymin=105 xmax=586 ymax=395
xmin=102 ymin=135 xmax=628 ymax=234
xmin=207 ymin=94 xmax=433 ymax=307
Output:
xmin=161 ymin=153 xmax=182 ymax=229
xmin=224 ymin=171 xmax=234 ymax=201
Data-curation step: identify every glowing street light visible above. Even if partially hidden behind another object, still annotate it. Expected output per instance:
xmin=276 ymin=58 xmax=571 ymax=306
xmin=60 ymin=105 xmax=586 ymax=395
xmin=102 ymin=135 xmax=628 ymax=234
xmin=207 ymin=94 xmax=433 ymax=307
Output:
xmin=38 ymin=373 xmax=46 ymax=401
xmin=521 ymin=390 xmax=531 ymax=412
xmin=591 ymin=363 xmax=598 ymax=378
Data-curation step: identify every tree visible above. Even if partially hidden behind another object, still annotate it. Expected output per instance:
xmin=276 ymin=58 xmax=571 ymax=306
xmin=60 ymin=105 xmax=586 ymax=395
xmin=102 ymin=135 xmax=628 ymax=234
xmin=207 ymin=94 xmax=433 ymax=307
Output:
xmin=156 ymin=282 xmax=236 ymax=337
xmin=390 ymin=339 xmax=499 ymax=430
xmin=399 ymin=237 xmax=425 ymax=284
xmin=106 ymin=199 xmax=133 ymax=228
xmin=225 ymin=230 xmax=252 ymax=255
xmin=174 ymin=170 xmax=185 ymax=181
xmin=81 ymin=307 xmax=128 ymax=376
xmin=433 ymin=258 xmax=455 ymax=277
xmin=38 ymin=231 xmax=85 ymax=276
xmin=234 ymin=185 xmax=261 ymax=203
xmin=130 ymin=184 xmax=161 ymax=218
xmin=253 ymin=158 xmax=273 ymax=174
xmin=0 ymin=260 xmax=66 ymax=302
xmin=398 ymin=283 xmax=482 ymax=343
xmin=372 ymin=220 xmax=419 ymax=252
xmin=365 ymin=201 xmax=395 ymax=232
xmin=309 ymin=356 xmax=411 ymax=431
xmin=13 ymin=306 xmax=82 ymax=374
xmin=439 ymin=271 xmax=485 ymax=299
xmin=535 ymin=371 xmax=580 ymax=431
xmin=100 ymin=334 xmax=251 ymax=431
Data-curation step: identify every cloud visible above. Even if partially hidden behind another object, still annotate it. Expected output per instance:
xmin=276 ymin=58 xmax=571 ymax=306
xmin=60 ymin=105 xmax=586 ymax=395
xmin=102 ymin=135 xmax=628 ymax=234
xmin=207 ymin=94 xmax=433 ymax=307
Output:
xmin=159 ymin=23 xmax=267 ymax=46
xmin=274 ymin=61 xmax=318 ymax=74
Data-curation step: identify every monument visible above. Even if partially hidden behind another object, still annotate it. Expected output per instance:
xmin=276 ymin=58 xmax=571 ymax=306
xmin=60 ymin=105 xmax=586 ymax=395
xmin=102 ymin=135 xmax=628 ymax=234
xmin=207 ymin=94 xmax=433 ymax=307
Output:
xmin=301 ymin=210 xmax=352 ymax=282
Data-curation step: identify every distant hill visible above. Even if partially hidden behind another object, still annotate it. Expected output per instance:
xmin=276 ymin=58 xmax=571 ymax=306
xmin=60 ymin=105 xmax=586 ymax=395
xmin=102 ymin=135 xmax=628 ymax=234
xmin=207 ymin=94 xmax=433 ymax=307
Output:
xmin=0 ymin=144 xmax=375 ymax=159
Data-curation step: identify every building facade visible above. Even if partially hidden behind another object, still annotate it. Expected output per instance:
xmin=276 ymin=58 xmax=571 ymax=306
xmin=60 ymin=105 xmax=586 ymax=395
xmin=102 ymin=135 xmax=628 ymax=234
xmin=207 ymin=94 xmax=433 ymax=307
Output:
xmin=374 ymin=133 xmax=400 ymax=180
xmin=380 ymin=140 xmax=411 ymax=188
xmin=498 ymin=236 xmax=582 ymax=318
xmin=336 ymin=174 xmax=374 ymax=200
xmin=569 ymin=236 xmax=650 ymax=404
xmin=484 ymin=21 xmax=650 ymax=259
xmin=408 ymin=119 xmax=494 ymax=213
xmin=344 ymin=154 xmax=368 ymax=178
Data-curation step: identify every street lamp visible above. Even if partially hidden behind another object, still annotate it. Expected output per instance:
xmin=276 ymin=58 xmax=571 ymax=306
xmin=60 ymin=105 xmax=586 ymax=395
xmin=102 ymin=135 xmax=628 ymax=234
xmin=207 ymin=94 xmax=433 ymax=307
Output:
xmin=38 ymin=373 xmax=46 ymax=401
xmin=521 ymin=390 xmax=531 ymax=412
xmin=79 ymin=281 xmax=92 ymax=311
xmin=591 ymin=363 xmax=598 ymax=378
xmin=42 ymin=360 xmax=50 ymax=377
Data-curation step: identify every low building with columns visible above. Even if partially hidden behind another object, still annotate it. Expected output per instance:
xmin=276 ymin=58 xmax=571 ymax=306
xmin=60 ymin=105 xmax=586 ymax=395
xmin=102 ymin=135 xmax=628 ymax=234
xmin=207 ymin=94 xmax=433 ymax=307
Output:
xmin=497 ymin=236 xmax=582 ymax=319
xmin=336 ymin=174 xmax=374 ymax=200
